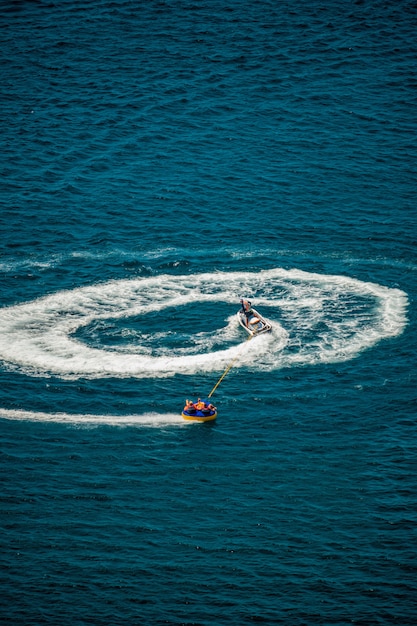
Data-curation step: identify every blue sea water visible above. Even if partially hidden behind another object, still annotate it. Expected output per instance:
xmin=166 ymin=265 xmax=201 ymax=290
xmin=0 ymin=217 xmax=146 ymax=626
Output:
xmin=1 ymin=0 xmax=416 ymax=624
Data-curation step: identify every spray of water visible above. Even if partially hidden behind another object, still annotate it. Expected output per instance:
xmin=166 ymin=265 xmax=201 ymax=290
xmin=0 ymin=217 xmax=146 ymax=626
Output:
xmin=0 ymin=268 xmax=407 ymax=423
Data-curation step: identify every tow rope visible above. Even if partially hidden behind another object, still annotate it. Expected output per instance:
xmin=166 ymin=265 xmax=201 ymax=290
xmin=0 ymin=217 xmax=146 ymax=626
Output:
xmin=207 ymin=335 xmax=252 ymax=399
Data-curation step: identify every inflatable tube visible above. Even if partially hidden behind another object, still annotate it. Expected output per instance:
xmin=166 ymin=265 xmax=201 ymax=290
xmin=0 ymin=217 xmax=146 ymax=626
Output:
xmin=181 ymin=409 xmax=217 ymax=422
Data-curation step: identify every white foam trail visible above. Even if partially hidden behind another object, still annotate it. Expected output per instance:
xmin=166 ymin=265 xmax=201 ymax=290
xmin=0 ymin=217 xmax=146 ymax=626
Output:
xmin=0 ymin=408 xmax=185 ymax=427
xmin=0 ymin=268 xmax=408 ymax=379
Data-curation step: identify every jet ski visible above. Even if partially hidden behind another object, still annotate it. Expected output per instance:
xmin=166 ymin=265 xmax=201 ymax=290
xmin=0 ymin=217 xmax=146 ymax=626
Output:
xmin=237 ymin=299 xmax=272 ymax=337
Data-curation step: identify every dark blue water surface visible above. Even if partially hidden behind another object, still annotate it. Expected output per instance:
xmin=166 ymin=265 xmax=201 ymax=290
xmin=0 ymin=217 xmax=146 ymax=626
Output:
xmin=1 ymin=1 xmax=416 ymax=624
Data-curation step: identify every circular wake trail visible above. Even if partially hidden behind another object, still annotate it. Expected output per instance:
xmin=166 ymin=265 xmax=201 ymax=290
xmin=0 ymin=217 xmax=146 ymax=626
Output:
xmin=0 ymin=268 xmax=408 ymax=380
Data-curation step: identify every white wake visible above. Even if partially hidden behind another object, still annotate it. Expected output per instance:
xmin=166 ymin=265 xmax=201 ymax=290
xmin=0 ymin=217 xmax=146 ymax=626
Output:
xmin=0 ymin=268 xmax=407 ymax=380
xmin=0 ymin=408 xmax=185 ymax=427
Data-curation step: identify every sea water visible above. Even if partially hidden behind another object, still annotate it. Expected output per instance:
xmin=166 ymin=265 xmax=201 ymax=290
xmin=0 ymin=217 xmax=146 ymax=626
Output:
xmin=1 ymin=1 xmax=416 ymax=624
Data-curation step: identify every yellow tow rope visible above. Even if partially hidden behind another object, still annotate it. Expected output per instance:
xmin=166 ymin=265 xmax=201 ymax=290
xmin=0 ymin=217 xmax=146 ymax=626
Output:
xmin=207 ymin=335 xmax=252 ymax=399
